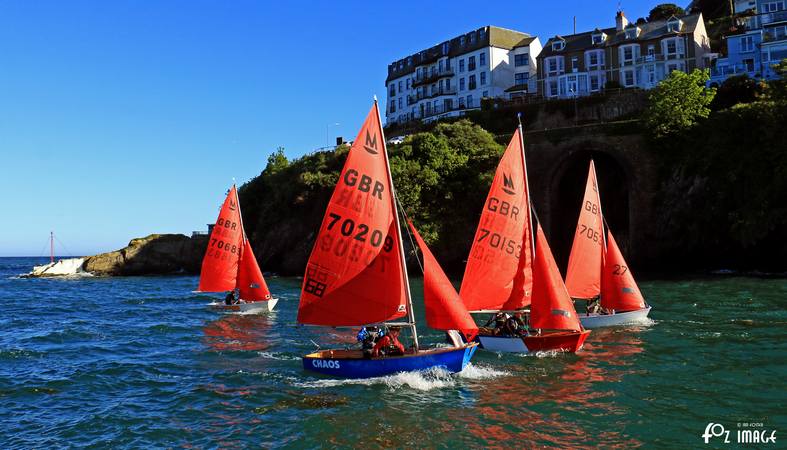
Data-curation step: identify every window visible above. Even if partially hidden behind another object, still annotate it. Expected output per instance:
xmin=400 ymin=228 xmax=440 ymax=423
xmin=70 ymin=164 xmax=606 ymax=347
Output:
xmin=761 ymin=1 xmax=785 ymax=13
xmin=459 ymin=97 xmax=465 ymax=108
xmin=743 ymin=58 xmax=755 ymax=71
xmin=460 ymin=77 xmax=465 ymax=90
xmin=442 ymin=42 xmax=449 ymax=54
xmin=389 ymin=85 xmax=395 ymax=96
xmin=663 ymin=37 xmax=684 ymax=58
xmin=571 ymin=57 xmax=578 ymax=72
xmin=390 ymin=101 xmax=396 ymax=113
xmin=398 ymin=97 xmax=403 ymax=109
xmin=590 ymin=74 xmax=600 ymax=91
xmin=620 ymin=45 xmax=639 ymax=65
xmin=460 ymin=36 xmax=466 ymax=46
xmin=416 ymin=67 xmax=422 ymax=78
xmin=592 ymin=33 xmax=605 ymax=44
xmin=480 ymin=28 xmax=486 ymax=40
xmin=625 ymin=27 xmax=638 ymax=39
xmin=399 ymin=81 xmax=403 ymax=91
xmin=467 ymin=95 xmax=473 ymax=107
xmin=545 ymin=56 xmax=564 ymax=75
xmin=470 ymin=32 xmax=476 ymax=44
xmin=623 ymin=70 xmax=635 ymax=87
xmin=459 ymin=59 xmax=465 ymax=72
xmin=482 ymin=90 xmax=488 ymax=97
xmin=515 ymin=72 xmax=529 ymax=85
xmin=407 ymin=79 xmax=411 ymax=89
xmin=647 ymin=44 xmax=655 ymax=58
xmin=480 ymin=71 xmax=487 ymax=85
xmin=514 ymin=54 xmax=529 ymax=66
xmin=586 ymin=50 xmax=604 ymax=69
xmin=548 ymin=80 xmax=558 ymax=97
xmin=469 ymin=74 xmax=477 ymax=90
xmin=552 ymin=40 xmax=565 ymax=51
xmin=667 ymin=19 xmax=681 ymax=32
xmin=740 ymin=35 xmax=755 ymax=52
xmin=479 ymin=52 xmax=486 ymax=66
xmin=445 ymin=78 xmax=451 ymax=90
xmin=438 ymin=60 xmax=443 ymax=72
xmin=434 ymin=100 xmax=439 ymax=111
xmin=468 ymin=56 xmax=476 ymax=71
xmin=647 ymin=65 xmax=656 ymax=84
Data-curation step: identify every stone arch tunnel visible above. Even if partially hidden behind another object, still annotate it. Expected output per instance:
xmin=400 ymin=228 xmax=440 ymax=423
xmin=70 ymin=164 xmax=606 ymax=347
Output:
xmin=523 ymin=124 xmax=660 ymax=272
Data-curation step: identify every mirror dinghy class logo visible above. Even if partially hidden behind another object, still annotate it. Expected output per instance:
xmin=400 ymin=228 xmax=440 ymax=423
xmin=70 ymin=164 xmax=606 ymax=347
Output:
xmin=312 ymin=359 xmax=341 ymax=369
xmin=364 ymin=131 xmax=378 ymax=155
xmin=502 ymin=173 xmax=516 ymax=195
xmin=702 ymin=423 xmax=777 ymax=445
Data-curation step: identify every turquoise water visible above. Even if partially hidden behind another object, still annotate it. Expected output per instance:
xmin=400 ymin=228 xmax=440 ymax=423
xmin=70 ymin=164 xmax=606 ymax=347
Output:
xmin=1 ymin=257 xmax=785 ymax=448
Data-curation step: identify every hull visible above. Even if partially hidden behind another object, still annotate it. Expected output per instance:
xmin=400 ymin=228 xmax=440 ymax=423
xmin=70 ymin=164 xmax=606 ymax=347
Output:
xmin=579 ymin=307 xmax=651 ymax=329
xmin=212 ymin=298 xmax=279 ymax=313
xmin=303 ymin=343 xmax=478 ymax=379
xmin=477 ymin=330 xmax=590 ymax=354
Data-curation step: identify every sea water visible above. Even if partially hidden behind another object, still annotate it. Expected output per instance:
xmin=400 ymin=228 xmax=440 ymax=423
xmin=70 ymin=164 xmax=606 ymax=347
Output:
xmin=1 ymin=257 xmax=785 ymax=448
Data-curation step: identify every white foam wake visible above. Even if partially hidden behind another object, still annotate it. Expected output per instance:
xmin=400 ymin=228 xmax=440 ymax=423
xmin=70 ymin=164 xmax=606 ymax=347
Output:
xmin=296 ymin=363 xmax=507 ymax=391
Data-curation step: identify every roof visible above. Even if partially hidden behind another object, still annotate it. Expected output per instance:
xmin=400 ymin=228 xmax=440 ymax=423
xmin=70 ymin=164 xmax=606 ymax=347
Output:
xmin=386 ymin=26 xmax=532 ymax=83
xmin=538 ymin=13 xmax=704 ymax=58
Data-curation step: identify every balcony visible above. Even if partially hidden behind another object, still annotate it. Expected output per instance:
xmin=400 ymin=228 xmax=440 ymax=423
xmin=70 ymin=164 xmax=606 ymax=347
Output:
xmin=739 ymin=9 xmax=787 ymax=29
xmin=763 ymin=27 xmax=787 ymax=42
xmin=710 ymin=62 xmax=755 ymax=78
xmin=412 ymin=67 xmax=455 ymax=87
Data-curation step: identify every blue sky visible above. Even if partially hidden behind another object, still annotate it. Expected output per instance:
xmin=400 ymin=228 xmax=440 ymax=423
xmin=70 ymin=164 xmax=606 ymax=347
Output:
xmin=0 ymin=0 xmax=656 ymax=256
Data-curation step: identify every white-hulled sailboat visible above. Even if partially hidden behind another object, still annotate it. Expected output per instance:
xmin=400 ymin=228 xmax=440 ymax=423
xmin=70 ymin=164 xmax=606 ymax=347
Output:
xmin=197 ymin=185 xmax=278 ymax=313
xmin=460 ymin=120 xmax=590 ymax=353
xmin=565 ymin=160 xmax=650 ymax=328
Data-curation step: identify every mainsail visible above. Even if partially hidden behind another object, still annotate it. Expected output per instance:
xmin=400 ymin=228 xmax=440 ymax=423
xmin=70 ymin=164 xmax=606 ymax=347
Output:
xmin=297 ymin=102 xmax=407 ymax=326
xmin=565 ymin=160 xmax=604 ymax=299
xmin=199 ymin=185 xmax=244 ymax=292
xmin=460 ymin=128 xmax=533 ymax=311
xmin=601 ymin=230 xmax=646 ymax=311
xmin=530 ymin=225 xmax=582 ymax=332
xmin=409 ymin=221 xmax=478 ymax=342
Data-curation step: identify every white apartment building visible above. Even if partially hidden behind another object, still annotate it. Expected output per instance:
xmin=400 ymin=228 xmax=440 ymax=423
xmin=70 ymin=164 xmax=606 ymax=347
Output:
xmin=385 ymin=26 xmax=541 ymax=125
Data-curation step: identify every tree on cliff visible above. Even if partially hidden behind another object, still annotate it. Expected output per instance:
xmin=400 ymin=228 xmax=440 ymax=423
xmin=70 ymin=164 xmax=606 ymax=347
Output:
xmin=710 ymin=74 xmax=767 ymax=111
xmin=645 ymin=69 xmax=716 ymax=138
xmin=648 ymin=3 xmax=685 ymax=21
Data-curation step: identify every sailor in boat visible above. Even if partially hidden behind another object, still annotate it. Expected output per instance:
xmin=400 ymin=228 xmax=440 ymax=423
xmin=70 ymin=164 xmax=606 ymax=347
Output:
xmin=371 ymin=326 xmax=405 ymax=358
xmin=585 ymin=297 xmax=613 ymax=315
xmin=357 ymin=326 xmax=384 ymax=358
xmin=224 ymin=289 xmax=240 ymax=305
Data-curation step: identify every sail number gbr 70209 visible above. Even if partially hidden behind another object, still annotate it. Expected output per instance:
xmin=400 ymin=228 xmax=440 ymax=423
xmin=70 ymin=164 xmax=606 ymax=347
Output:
xmin=319 ymin=212 xmax=394 ymax=259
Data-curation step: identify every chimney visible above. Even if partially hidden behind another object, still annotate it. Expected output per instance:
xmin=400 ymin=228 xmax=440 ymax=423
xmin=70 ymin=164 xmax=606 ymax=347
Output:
xmin=616 ymin=11 xmax=629 ymax=31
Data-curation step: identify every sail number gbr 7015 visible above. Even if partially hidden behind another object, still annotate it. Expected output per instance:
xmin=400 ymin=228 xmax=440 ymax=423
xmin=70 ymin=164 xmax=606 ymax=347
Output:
xmin=474 ymin=228 xmax=522 ymax=259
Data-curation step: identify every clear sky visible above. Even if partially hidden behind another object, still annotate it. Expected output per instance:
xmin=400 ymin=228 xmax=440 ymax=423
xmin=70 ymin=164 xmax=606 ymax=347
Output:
xmin=0 ymin=0 xmax=657 ymax=256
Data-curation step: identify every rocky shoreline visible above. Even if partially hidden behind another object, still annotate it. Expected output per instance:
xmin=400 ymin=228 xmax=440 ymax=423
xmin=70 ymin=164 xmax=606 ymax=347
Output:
xmin=25 ymin=234 xmax=209 ymax=277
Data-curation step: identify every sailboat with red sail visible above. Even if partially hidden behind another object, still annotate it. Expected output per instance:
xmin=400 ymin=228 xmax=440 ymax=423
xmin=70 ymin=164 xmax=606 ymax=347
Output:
xmin=565 ymin=161 xmax=650 ymax=328
xmin=460 ymin=122 xmax=590 ymax=353
xmin=197 ymin=185 xmax=278 ymax=313
xmin=298 ymin=100 xmax=477 ymax=379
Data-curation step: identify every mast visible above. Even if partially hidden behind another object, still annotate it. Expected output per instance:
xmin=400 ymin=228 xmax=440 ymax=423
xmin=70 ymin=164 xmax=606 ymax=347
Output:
xmin=517 ymin=114 xmax=536 ymax=261
xmin=375 ymin=97 xmax=419 ymax=351
xmin=233 ymin=183 xmax=248 ymax=244
xmin=592 ymin=162 xmax=608 ymax=253
xmin=50 ymin=231 xmax=54 ymax=264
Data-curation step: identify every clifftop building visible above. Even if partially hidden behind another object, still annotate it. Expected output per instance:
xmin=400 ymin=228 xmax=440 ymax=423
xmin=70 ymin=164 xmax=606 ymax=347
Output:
xmin=537 ymin=11 xmax=710 ymax=98
xmin=385 ymin=26 xmax=541 ymax=125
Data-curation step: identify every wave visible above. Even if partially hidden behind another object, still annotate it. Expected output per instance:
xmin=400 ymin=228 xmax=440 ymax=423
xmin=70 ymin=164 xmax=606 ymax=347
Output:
xmin=296 ymin=363 xmax=507 ymax=391
xmin=256 ymin=351 xmax=300 ymax=361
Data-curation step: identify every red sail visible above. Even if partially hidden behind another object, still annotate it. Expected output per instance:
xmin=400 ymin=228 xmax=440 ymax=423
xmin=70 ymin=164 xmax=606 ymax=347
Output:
xmin=565 ymin=160 xmax=604 ymax=299
xmin=409 ymin=221 xmax=478 ymax=342
xmin=460 ymin=128 xmax=532 ymax=311
xmin=198 ymin=186 xmax=244 ymax=292
xmin=601 ymin=231 xmax=646 ymax=311
xmin=530 ymin=225 xmax=582 ymax=332
xmin=297 ymin=102 xmax=407 ymax=326
xmin=237 ymin=239 xmax=272 ymax=302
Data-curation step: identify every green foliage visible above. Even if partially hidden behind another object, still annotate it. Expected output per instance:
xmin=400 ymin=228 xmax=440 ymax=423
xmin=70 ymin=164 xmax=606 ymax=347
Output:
xmin=645 ymin=69 xmax=716 ymax=138
xmin=767 ymin=58 xmax=787 ymax=102
xmin=390 ymin=120 xmax=504 ymax=268
xmin=648 ymin=3 xmax=685 ymax=21
xmin=657 ymin=101 xmax=787 ymax=267
xmin=710 ymin=74 xmax=767 ymax=110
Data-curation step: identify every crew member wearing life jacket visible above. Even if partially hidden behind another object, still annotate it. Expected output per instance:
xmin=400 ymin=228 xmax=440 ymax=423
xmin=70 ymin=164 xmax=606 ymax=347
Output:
xmin=371 ymin=326 xmax=405 ymax=357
